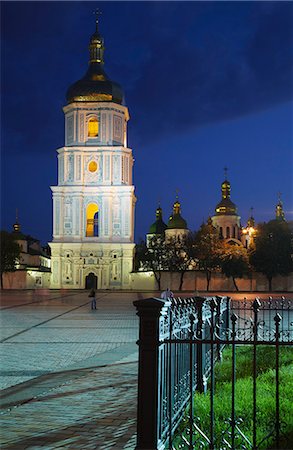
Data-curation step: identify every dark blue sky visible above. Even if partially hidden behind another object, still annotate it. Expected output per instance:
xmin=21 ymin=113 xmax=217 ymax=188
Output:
xmin=1 ymin=1 xmax=293 ymax=244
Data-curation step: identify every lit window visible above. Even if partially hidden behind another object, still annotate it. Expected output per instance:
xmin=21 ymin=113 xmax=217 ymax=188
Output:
xmin=86 ymin=203 xmax=99 ymax=237
xmin=88 ymin=161 xmax=98 ymax=172
xmin=88 ymin=117 xmax=99 ymax=137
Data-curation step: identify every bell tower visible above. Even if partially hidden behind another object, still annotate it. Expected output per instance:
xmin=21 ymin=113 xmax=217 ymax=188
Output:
xmin=49 ymin=14 xmax=136 ymax=289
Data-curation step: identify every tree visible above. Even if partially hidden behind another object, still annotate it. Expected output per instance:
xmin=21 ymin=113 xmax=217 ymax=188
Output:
xmin=220 ymin=243 xmax=250 ymax=291
xmin=165 ymin=233 xmax=197 ymax=290
xmin=0 ymin=231 xmax=21 ymax=289
xmin=194 ymin=220 xmax=223 ymax=291
xmin=134 ymin=236 xmax=169 ymax=290
xmin=249 ymin=220 xmax=293 ymax=291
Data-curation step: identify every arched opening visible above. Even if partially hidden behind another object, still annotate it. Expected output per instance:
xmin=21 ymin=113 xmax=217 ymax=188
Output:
xmin=226 ymin=226 xmax=230 ymax=238
xmin=85 ymin=272 xmax=97 ymax=290
xmin=86 ymin=203 xmax=99 ymax=237
xmin=88 ymin=117 xmax=99 ymax=137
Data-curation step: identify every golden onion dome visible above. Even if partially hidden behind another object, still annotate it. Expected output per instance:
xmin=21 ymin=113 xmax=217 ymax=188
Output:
xmin=167 ymin=198 xmax=188 ymax=229
xmin=66 ymin=19 xmax=123 ymax=104
xmin=215 ymin=178 xmax=237 ymax=215
xmin=149 ymin=206 xmax=167 ymax=234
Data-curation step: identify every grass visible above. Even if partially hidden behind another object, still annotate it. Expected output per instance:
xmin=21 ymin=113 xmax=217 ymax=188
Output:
xmin=173 ymin=346 xmax=293 ymax=449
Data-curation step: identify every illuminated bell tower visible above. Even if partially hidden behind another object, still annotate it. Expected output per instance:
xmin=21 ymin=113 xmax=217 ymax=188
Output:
xmin=49 ymin=15 xmax=136 ymax=289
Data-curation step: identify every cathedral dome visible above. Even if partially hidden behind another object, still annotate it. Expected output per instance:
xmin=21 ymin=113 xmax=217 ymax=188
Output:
xmin=149 ymin=206 xmax=167 ymax=234
xmin=215 ymin=178 xmax=237 ymax=215
xmin=167 ymin=199 xmax=188 ymax=229
xmin=66 ymin=22 xmax=123 ymax=104
xmin=215 ymin=198 xmax=237 ymax=215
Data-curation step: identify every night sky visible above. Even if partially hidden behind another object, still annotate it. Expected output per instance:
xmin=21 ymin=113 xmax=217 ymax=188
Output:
xmin=1 ymin=1 xmax=293 ymax=245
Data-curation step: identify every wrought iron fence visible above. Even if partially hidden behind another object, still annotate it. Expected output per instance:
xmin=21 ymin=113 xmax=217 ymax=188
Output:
xmin=133 ymin=296 xmax=293 ymax=450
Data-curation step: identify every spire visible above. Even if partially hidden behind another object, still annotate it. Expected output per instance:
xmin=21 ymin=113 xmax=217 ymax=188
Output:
xmin=155 ymin=206 xmax=163 ymax=220
xmin=13 ymin=208 xmax=20 ymax=232
xmin=149 ymin=204 xmax=167 ymax=234
xmin=215 ymin=169 xmax=237 ymax=215
xmin=221 ymin=168 xmax=231 ymax=199
xmin=171 ymin=190 xmax=180 ymax=214
xmin=275 ymin=193 xmax=285 ymax=221
xmin=167 ymin=196 xmax=188 ymax=229
xmin=247 ymin=207 xmax=255 ymax=227
xmin=94 ymin=8 xmax=102 ymax=32
xmin=89 ymin=9 xmax=105 ymax=64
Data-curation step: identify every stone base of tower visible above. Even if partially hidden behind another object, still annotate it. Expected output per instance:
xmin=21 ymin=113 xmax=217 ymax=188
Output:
xmin=49 ymin=242 xmax=135 ymax=290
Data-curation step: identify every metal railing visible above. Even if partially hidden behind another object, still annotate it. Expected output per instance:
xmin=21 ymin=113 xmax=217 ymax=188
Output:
xmin=133 ymin=296 xmax=293 ymax=450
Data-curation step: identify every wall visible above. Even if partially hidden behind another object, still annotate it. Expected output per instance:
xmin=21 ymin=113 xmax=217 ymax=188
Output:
xmin=131 ymin=270 xmax=293 ymax=292
xmin=3 ymin=271 xmax=51 ymax=290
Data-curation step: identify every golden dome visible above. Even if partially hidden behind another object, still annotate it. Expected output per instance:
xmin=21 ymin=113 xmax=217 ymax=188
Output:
xmin=66 ymin=21 xmax=123 ymax=104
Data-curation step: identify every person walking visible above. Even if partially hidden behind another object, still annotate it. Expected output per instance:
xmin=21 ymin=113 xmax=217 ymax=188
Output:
xmin=160 ymin=288 xmax=174 ymax=300
xmin=89 ymin=288 xmax=97 ymax=310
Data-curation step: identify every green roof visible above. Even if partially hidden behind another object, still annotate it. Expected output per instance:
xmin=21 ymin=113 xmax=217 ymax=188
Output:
xmin=149 ymin=219 xmax=167 ymax=234
xmin=167 ymin=214 xmax=187 ymax=230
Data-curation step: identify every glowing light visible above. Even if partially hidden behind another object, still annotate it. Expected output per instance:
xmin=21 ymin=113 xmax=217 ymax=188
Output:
xmin=88 ymin=117 xmax=99 ymax=137
xmin=86 ymin=203 xmax=99 ymax=237
xmin=88 ymin=161 xmax=98 ymax=172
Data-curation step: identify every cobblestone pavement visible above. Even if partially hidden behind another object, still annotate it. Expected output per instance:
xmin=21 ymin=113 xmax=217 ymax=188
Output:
xmin=0 ymin=290 xmax=156 ymax=449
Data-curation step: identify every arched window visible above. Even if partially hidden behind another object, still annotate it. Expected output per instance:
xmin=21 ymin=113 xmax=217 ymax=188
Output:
xmin=226 ymin=226 xmax=230 ymax=238
xmin=219 ymin=227 xmax=223 ymax=239
xmin=86 ymin=203 xmax=99 ymax=237
xmin=88 ymin=117 xmax=99 ymax=137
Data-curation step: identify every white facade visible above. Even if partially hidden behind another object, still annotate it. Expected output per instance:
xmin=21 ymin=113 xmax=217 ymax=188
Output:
xmin=49 ymin=100 xmax=136 ymax=289
xmin=211 ymin=215 xmax=241 ymax=242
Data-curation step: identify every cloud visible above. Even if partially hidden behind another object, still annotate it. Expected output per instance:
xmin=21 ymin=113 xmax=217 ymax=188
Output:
xmin=126 ymin=2 xmax=293 ymax=145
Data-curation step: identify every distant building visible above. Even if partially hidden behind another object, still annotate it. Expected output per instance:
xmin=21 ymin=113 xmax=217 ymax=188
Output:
xmin=165 ymin=197 xmax=189 ymax=241
xmin=49 ymin=17 xmax=136 ymax=289
xmin=145 ymin=170 xmax=290 ymax=256
xmin=3 ymin=219 xmax=51 ymax=289
xmin=211 ymin=172 xmax=242 ymax=245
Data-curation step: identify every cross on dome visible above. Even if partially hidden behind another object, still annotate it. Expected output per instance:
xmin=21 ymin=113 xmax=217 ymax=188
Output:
xmin=93 ymin=8 xmax=102 ymax=31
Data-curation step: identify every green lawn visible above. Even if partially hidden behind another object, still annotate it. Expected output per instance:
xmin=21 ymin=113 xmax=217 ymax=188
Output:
xmin=173 ymin=346 xmax=293 ymax=449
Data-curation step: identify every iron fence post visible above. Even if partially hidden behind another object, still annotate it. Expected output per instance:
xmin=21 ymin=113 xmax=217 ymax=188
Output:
xmin=252 ymin=297 xmax=261 ymax=450
xmin=133 ymin=297 xmax=170 ymax=450
xmin=274 ymin=313 xmax=282 ymax=448
xmin=195 ymin=297 xmax=205 ymax=393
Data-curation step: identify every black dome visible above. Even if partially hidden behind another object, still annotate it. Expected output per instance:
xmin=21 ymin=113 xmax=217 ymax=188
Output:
xmin=66 ymin=63 xmax=123 ymax=104
xmin=66 ymin=25 xmax=124 ymax=104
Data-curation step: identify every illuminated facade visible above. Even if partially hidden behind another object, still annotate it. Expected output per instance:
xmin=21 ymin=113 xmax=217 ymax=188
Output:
xmin=49 ymin=18 xmax=136 ymax=289
xmin=211 ymin=175 xmax=241 ymax=244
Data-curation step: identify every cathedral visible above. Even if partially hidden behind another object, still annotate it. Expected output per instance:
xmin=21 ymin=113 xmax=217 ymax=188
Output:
xmin=146 ymin=173 xmax=287 ymax=249
xmin=49 ymin=17 xmax=136 ymax=289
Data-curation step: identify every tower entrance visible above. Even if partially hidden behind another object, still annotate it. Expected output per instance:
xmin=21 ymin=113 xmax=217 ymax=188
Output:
xmin=85 ymin=273 xmax=97 ymax=290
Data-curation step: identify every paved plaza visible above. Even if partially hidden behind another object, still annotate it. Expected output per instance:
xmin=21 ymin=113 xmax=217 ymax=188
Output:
xmin=0 ymin=290 xmax=291 ymax=449
xmin=0 ymin=289 xmax=153 ymax=449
